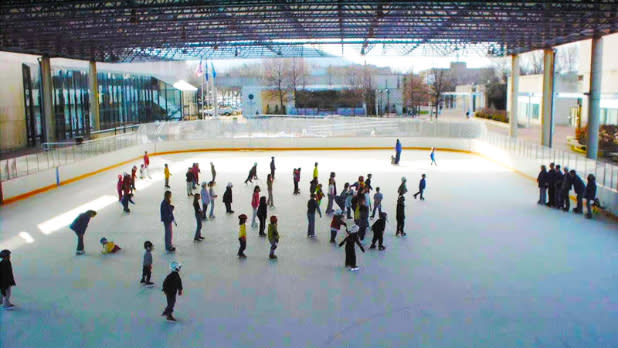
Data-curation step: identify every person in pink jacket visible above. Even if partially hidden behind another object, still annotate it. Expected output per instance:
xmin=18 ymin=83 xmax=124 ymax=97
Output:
xmin=251 ymin=186 xmax=261 ymax=228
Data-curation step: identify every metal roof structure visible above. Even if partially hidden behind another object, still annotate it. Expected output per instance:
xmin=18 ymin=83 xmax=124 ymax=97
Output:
xmin=1 ymin=1 xmax=617 ymax=62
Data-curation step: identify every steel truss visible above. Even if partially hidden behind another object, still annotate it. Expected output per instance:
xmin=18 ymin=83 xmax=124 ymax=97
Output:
xmin=1 ymin=0 xmax=617 ymax=61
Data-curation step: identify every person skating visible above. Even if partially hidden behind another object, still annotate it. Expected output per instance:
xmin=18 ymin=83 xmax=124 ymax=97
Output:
xmin=257 ymin=196 xmax=268 ymax=237
xmin=210 ymin=162 xmax=216 ymax=183
xmin=200 ymin=182 xmax=210 ymax=220
xmin=193 ymin=193 xmax=204 ymax=241
xmin=536 ymin=165 xmax=548 ymax=205
xmin=140 ymin=241 xmax=154 ymax=287
xmin=307 ymin=193 xmax=318 ymax=238
xmin=309 ymin=178 xmax=318 ymax=197
xmin=397 ymin=177 xmax=408 ymax=196
xmin=245 ymin=162 xmax=258 ymax=184
xmin=343 ymin=183 xmax=354 ymax=219
xmin=326 ymin=172 xmax=337 ymax=215
xmin=357 ymin=196 xmax=369 ymax=241
xmin=160 ymin=191 xmax=177 ymax=252
xmin=315 ymin=183 xmax=324 ymax=218
xmin=266 ymin=174 xmax=274 ymax=208
xmin=250 ymin=186 xmax=261 ymax=228
xmin=584 ymin=174 xmax=597 ymax=219
xmin=131 ymin=165 xmax=138 ymax=191
xmin=365 ymin=173 xmax=373 ymax=191
xmin=139 ymin=164 xmax=145 ymax=179
xmin=546 ymin=163 xmax=557 ymax=207
xmin=70 ymin=210 xmax=97 ymax=255
xmin=371 ymin=187 xmax=383 ymax=219
xmin=559 ymin=167 xmax=571 ymax=211
xmin=553 ymin=165 xmax=564 ymax=208
xmin=430 ymin=147 xmax=437 ymax=166
xmin=293 ymin=168 xmax=301 ymax=194
xmin=268 ymin=216 xmax=279 ymax=259
xmin=313 ymin=162 xmax=319 ymax=180
xmin=143 ymin=151 xmax=151 ymax=178
xmin=270 ymin=156 xmax=276 ymax=180
xmin=0 ymin=250 xmax=16 ymax=309
xmin=413 ymin=174 xmax=426 ymax=200
xmin=570 ymin=169 xmax=585 ymax=214
xmin=116 ymin=174 xmax=123 ymax=201
xmin=237 ymin=214 xmax=248 ymax=258
xmin=339 ymin=225 xmax=365 ymax=271
xmin=164 ymin=163 xmax=171 ymax=188
xmin=363 ymin=186 xmax=372 ymax=217
xmin=123 ymin=173 xmax=132 ymax=195
xmin=370 ymin=212 xmax=387 ymax=250
xmin=330 ymin=211 xmax=347 ymax=243
xmin=223 ymin=183 xmax=234 ymax=213
xmin=162 ymin=261 xmax=183 ymax=321
xmin=121 ymin=192 xmax=135 ymax=213
xmin=394 ymin=139 xmax=402 ymax=165
xmin=191 ymin=163 xmax=200 ymax=189
xmin=395 ymin=195 xmax=406 ymax=236
xmin=208 ymin=181 xmax=218 ymax=218
xmin=185 ymin=167 xmax=194 ymax=196
xmin=100 ymin=237 xmax=122 ymax=254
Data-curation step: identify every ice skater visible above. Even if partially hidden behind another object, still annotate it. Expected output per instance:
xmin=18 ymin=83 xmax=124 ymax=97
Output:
xmin=293 ymin=168 xmax=301 ymax=194
xmin=251 ymin=186 xmax=261 ymax=228
xmin=193 ymin=193 xmax=204 ymax=241
xmin=140 ymin=241 xmax=154 ymax=286
xmin=162 ymin=261 xmax=183 ymax=321
xmin=210 ymin=162 xmax=216 ymax=183
xmin=395 ymin=195 xmax=406 ymax=236
xmin=100 ymin=237 xmax=121 ymax=254
xmin=131 ymin=165 xmax=137 ymax=191
xmin=307 ymin=193 xmax=318 ymax=238
xmin=121 ymin=192 xmax=135 ymax=213
xmin=371 ymin=187 xmax=383 ymax=219
xmin=257 ymin=196 xmax=268 ymax=237
xmin=245 ymin=162 xmax=258 ymax=184
xmin=139 ymin=164 xmax=145 ymax=179
xmin=413 ymin=174 xmax=426 ymax=200
xmin=208 ymin=181 xmax=217 ymax=218
xmin=160 ymin=191 xmax=177 ymax=252
xmin=237 ymin=214 xmax=248 ymax=258
xmin=309 ymin=178 xmax=318 ymax=196
xmin=70 ymin=210 xmax=97 ymax=255
xmin=143 ymin=151 xmax=151 ymax=178
xmin=185 ymin=167 xmax=194 ymax=196
xmin=313 ymin=162 xmax=319 ymax=180
xmin=430 ymin=147 xmax=437 ymax=166
xmin=342 ymin=183 xmax=354 ymax=219
xmin=536 ymin=165 xmax=548 ymax=205
xmin=330 ymin=210 xmax=347 ymax=243
xmin=370 ymin=212 xmax=387 ymax=250
xmin=397 ymin=177 xmax=408 ymax=196
xmin=339 ymin=225 xmax=365 ymax=271
xmin=326 ymin=172 xmax=337 ymax=215
xmin=584 ymin=174 xmax=597 ymax=219
xmin=559 ymin=167 xmax=571 ymax=211
xmin=164 ymin=163 xmax=171 ymax=188
xmin=116 ymin=174 xmax=123 ymax=201
xmin=270 ymin=156 xmax=276 ymax=180
xmin=365 ymin=173 xmax=373 ymax=191
xmin=223 ymin=183 xmax=234 ymax=214
xmin=268 ymin=216 xmax=279 ymax=259
xmin=315 ymin=183 xmax=324 ymax=218
xmin=200 ymin=182 xmax=210 ymax=220
xmin=570 ymin=170 xmax=585 ymax=214
xmin=266 ymin=174 xmax=274 ymax=207
xmin=192 ymin=163 xmax=200 ymax=189
xmin=357 ymin=196 xmax=369 ymax=241
xmin=0 ymin=249 xmax=16 ymax=309
xmin=393 ymin=139 xmax=402 ymax=165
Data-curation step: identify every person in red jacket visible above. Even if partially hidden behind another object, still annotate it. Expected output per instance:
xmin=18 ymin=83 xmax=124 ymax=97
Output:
xmin=116 ymin=174 xmax=123 ymax=201
xmin=330 ymin=210 xmax=347 ymax=243
xmin=143 ymin=151 xmax=150 ymax=178
xmin=251 ymin=186 xmax=260 ymax=228
xmin=131 ymin=166 xmax=138 ymax=191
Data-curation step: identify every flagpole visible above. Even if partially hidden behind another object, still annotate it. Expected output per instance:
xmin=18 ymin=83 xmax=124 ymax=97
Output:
xmin=204 ymin=60 xmax=209 ymax=117
xmin=211 ymin=62 xmax=218 ymax=118
xmin=201 ymin=62 xmax=204 ymax=119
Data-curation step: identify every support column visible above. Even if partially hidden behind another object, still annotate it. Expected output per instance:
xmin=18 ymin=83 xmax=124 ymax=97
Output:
xmin=40 ymin=55 xmax=55 ymax=142
xmin=586 ymin=35 xmax=603 ymax=160
xmin=509 ymin=54 xmax=520 ymax=137
xmin=88 ymin=60 xmax=101 ymax=131
xmin=541 ymin=49 xmax=555 ymax=147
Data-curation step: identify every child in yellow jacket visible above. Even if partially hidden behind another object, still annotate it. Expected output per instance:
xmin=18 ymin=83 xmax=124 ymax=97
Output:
xmin=237 ymin=214 xmax=247 ymax=258
xmin=100 ymin=237 xmax=121 ymax=254
xmin=267 ymin=216 xmax=279 ymax=259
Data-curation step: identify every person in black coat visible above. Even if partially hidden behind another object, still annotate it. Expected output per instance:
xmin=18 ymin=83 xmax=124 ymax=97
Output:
xmin=70 ymin=210 xmax=97 ymax=255
xmin=162 ymin=261 xmax=183 ymax=321
xmin=245 ymin=163 xmax=258 ymax=184
xmin=584 ymin=174 xmax=597 ymax=219
xmin=396 ymin=195 xmax=406 ymax=236
xmin=546 ymin=163 xmax=556 ymax=207
xmin=537 ymin=165 xmax=548 ymax=205
xmin=339 ymin=226 xmax=365 ymax=271
xmin=570 ymin=170 xmax=585 ymax=214
xmin=0 ymin=250 xmax=16 ymax=309
xmin=357 ymin=197 xmax=369 ymax=241
xmin=257 ymin=196 xmax=268 ymax=237
xmin=307 ymin=194 xmax=318 ymax=238
xmin=370 ymin=212 xmax=387 ymax=250
xmin=270 ymin=157 xmax=276 ymax=180
xmin=553 ymin=165 xmax=563 ymax=208
xmin=223 ymin=183 xmax=234 ymax=213
xmin=559 ymin=167 xmax=571 ymax=211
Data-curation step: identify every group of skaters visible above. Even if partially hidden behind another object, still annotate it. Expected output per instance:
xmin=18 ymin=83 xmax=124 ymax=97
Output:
xmin=536 ymin=162 xmax=599 ymax=219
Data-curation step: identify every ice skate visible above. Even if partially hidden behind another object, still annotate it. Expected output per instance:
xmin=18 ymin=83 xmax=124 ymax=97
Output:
xmin=76 ymin=250 xmax=85 ymax=255
xmin=145 ymin=281 xmax=155 ymax=287
xmin=350 ymin=267 xmax=359 ymax=272
xmin=378 ymin=245 xmax=386 ymax=250
xmin=369 ymin=245 xmax=376 ymax=249
xmin=3 ymin=303 xmax=15 ymax=310
xmin=166 ymin=314 xmax=176 ymax=321
xmin=269 ymin=254 xmax=277 ymax=259
xmin=140 ymin=279 xmax=145 ymax=284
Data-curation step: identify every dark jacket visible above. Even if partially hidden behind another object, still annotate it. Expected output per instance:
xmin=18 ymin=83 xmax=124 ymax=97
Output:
xmin=398 ymin=183 xmax=407 ymax=196
xmin=584 ymin=180 xmax=597 ymax=200
xmin=572 ymin=174 xmax=585 ymax=195
xmin=257 ymin=201 xmax=268 ymax=219
xmin=358 ymin=205 xmax=369 ymax=228
xmin=537 ymin=169 xmax=548 ymax=188
xmin=560 ymin=173 xmax=572 ymax=191
xmin=0 ymin=258 xmax=16 ymax=292
xmin=270 ymin=159 xmax=275 ymax=172
xmin=193 ymin=200 xmax=201 ymax=215
xmin=223 ymin=187 xmax=233 ymax=203
xmin=554 ymin=170 xmax=564 ymax=188
xmin=160 ymin=200 xmax=175 ymax=224
xmin=419 ymin=178 xmax=426 ymax=190
xmin=396 ymin=196 xmax=405 ymax=220
xmin=365 ymin=178 xmax=372 ymax=191
xmin=162 ymin=271 xmax=183 ymax=295
xmin=70 ymin=212 xmax=92 ymax=235
xmin=371 ymin=217 xmax=386 ymax=234
xmin=307 ymin=198 xmax=317 ymax=214
xmin=186 ymin=171 xmax=194 ymax=183
xmin=339 ymin=233 xmax=365 ymax=252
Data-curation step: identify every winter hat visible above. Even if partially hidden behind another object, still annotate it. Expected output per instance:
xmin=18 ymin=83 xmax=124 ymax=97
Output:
xmin=144 ymin=241 xmax=153 ymax=249
xmin=0 ymin=249 xmax=10 ymax=259
xmin=270 ymin=215 xmax=278 ymax=224
xmin=238 ymin=214 xmax=248 ymax=220
xmin=349 ymin=225 xmax=360 ymax=234
xmin=379 ymin=212 xmax=388 ymax=219
xmin=170 ymin=261 xmax=182 ymax=272
xmin=118 ymin=174 xmax=122 ymax=179
xmin=227 ymin=182 xmax=233 ymax=188
xmin=401 ymin=177 xmax=406 ymax=182
xmin=100 ymin=237 xmax=108 ymax=245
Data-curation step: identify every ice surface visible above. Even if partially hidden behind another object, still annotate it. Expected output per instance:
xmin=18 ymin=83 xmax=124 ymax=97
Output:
xmin=1 ymin=150 xmax=617 ymax=348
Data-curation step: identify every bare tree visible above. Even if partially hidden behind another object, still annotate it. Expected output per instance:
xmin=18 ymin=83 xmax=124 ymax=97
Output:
xmin=288 ymin=57 xmax=308 ymax=96
xmin=521 ymin=50 xmax=544 ymax=75
xmin=428 ymin=68 xmax=454 ymax=119
xmin=556 ymin=44 xmax=578 ymax=73
xmin=263 ymin=58 xmax=290 ymax=114
xmin=403 ymin=72 xmax=429 ymax=116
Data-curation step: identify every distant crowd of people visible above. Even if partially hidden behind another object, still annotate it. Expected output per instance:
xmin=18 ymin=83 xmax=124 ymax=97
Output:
xmin=537 ymin=162 xmax=598 ymax=219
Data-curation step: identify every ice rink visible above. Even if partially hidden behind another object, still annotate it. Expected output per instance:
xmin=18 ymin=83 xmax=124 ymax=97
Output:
xmin=1 ymin=149 xmax=617 ymax=348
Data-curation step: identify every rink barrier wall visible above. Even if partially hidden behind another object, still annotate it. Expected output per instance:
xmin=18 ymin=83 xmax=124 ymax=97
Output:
xmin=1 ymin=137 xmax=616 ymax=220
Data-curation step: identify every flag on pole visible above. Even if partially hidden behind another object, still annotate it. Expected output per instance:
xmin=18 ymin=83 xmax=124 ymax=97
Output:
xmin=196 ymin=59 xmax=203 ymax=76
xmin=211 ymin=62 xmax=216 ymax=79
xmin=205 ymin=60 xmax=209 ymax=81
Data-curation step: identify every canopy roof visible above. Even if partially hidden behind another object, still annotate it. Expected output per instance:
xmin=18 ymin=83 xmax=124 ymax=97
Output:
xmin=1 ymin=0 xmax=616 ymax=62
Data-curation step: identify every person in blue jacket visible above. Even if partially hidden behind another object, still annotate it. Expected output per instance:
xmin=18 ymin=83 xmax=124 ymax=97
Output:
xmin=70 ymin=210 xmax=97 ymax=255
xmin=394 ymin=139 xmax=402 ymax=165
xmin=569 ymin=170 xmax=585 ymax=214
xmin=413 ymin=174 xmax=426 ymax=200
xmin=584 ymin=174 xmax=597 ymax=219
xmin=160 ymin=190 xmax=177 ymax=252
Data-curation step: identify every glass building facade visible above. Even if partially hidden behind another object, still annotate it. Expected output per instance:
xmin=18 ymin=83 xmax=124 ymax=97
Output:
xmin=22 ymin=64 xmax=182 ymax=144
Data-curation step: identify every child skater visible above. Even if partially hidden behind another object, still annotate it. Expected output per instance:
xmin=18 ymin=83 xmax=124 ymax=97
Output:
xmin=121 ymin=192 xmax=135 ymax=213
xmin=370 ymin=212 xmax=387 ymax=250
xmin=268 ymin=216 xmax=279 ymax=259
xmin=245 ymin=163 xmax=258 ymax=184
xmin=330 ymin=210 xmax=347 ymax=243
xmin=164 ymin=163 xmax=171 ymax=189
xmin=266 ymin=173 xmax=274 ymax=208
xmin=396 ymin=195 xmax=406 ymax=236
xmin=339 ymin=225 xmax=365 ymax=271
xmin=251 ymin=186 xmax=261 ymax=228
xmin=116 ymin=174 xmax=123 ymax=201
xmin=192 ymin=194 xmax=204 ymax=242
xmin=139 ymin=164 xmax=145 ymax=179
xmin=0 ymin=249 xmax=16 ymax=309
xmin=223 ymin=183 xmax=234 ymax=214
xmin=257 ymin=196 xmax=268 ymax=237
xmin=140 ymin=241 xmax=154 ymax=287
xmin=162 ymin=261 xmax=183 ymax=321
xmin=200 ymin=182 xmax=210 ymax=220
xmin=293 ymin=168 xmax=301 ymax=194
xmin=430 ymin=147 xmax=437 ymax=166
xmin=413 ymin=174 xmax=426 ymax=200
xmin=371 ymin=187 xmax=383 ymax=219
xmin=131 ymin=165 xmax=138 ymax=191
xmin=237 ymin=214 xmax=248 ymax=258
xmin=208 ymin=181 xmax=217 ymax=218
xmin=315 ymin=183 xmax=324 ymax=218
xmin=100 ymin=237 xmax=121 ymax=254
